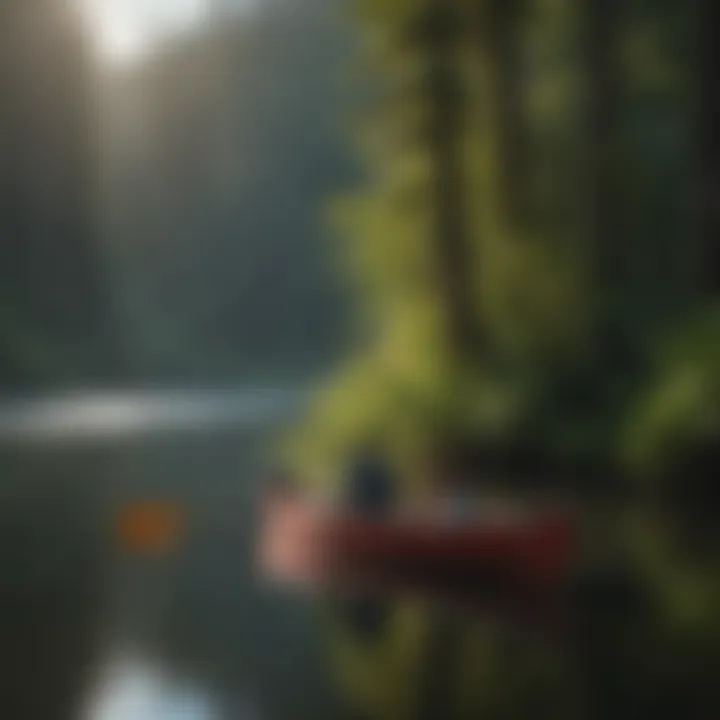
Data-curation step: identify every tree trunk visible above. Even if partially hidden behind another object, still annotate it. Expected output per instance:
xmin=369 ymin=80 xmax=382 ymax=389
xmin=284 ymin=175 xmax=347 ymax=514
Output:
xmin=694 ymin=0 xmax=720 ymax=295
xmin=423 ymin=0 xmax=479 ymax=359
xmin=482 ymin=0 xmax=528 ymax=231
xmin=582 ymin=0 xmax=621 ymax=289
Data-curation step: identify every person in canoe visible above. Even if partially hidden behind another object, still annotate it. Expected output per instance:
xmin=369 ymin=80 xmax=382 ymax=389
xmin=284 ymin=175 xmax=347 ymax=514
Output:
xmin=341 ymin=443 xmax=397 ymax=518
xmin=336 ymin=443 xmax=398 ymax=637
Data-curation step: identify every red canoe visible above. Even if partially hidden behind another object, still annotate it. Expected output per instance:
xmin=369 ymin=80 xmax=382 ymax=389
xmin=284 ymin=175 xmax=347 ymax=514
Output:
xmin=259 ymin=491 xmax=577 ymax=614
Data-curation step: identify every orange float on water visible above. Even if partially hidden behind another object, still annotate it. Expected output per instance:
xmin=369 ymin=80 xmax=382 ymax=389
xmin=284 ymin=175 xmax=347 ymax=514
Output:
xmin=115 ymin=500 xmax=186 ymax=555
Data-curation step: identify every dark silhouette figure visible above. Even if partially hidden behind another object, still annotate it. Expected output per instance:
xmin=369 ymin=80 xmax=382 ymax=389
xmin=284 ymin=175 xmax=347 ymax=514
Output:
xmin=343 ymin=449 xmax=396 ymax=518
xmin=336 ymin=448 xmax=397 ymax=640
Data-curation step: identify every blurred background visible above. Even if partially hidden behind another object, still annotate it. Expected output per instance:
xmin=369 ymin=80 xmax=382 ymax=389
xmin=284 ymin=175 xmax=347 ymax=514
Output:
xmin=0 ymin=0 xmax=717 ymax=718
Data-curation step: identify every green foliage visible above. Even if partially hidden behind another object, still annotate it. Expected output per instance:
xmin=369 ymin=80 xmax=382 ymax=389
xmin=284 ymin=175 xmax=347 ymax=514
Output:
xmin=624 ymin=306 xmax=720 ymax=473
xmin=291 ymin=1 xmax=719 ymax=718
xmin=296 ymin=0 xmax=593 ymax=476
xmin=295 ymin=0 xmax=711 ymax=478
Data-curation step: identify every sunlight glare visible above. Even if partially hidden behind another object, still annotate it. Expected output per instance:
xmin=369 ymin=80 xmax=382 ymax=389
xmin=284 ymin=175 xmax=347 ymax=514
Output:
xmin=81 ymin=0 xmax=211 ymax=64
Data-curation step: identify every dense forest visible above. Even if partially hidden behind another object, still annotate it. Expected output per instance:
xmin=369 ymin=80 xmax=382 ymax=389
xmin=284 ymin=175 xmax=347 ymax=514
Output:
xmin=291 ymin=0 xmax=719 ymax=718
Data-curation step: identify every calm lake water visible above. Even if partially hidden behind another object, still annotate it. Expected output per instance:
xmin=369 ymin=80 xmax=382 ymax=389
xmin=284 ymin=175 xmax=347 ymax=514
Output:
xmin=0 ymin=388 xmax=342 ymax=720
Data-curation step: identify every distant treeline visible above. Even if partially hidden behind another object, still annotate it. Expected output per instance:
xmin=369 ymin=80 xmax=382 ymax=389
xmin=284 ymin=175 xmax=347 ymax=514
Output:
xmin=0 ymin=0 xmax=118 ymax=390
xmin=102 ymin=0 xmax=358 ymax=383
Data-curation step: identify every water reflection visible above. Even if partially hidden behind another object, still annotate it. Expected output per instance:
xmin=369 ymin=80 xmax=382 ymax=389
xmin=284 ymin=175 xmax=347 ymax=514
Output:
xmin=0 ymin=388 xmax=308 ymax=444
xmin=84 ymin=648 xmax=226 ymax=720
xmin=0 ymin=387 xmax=339 ymax=720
